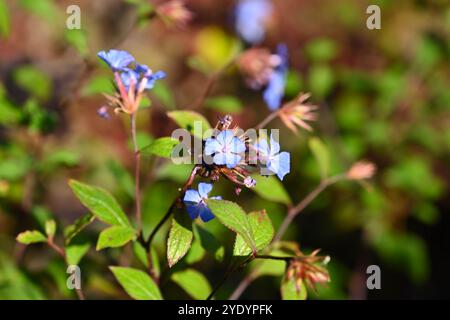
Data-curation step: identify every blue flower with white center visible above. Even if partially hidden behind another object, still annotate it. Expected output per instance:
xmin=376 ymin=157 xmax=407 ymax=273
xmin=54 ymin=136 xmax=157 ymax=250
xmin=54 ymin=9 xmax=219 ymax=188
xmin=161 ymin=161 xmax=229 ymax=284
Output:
xmin=204 ymin=130 xmax=246 ymax=169
xmin=97 ymin=50 xmax=135 ymax=71
xmin=235 ymin=0 xmax=273 ymax=45
xmin=257 ymin=133 xmax=290 ymax=180
xmin=263 ymin=43 xmax=288 ymax=110
xmin=183 ymin=183 xmax=222 ymax=222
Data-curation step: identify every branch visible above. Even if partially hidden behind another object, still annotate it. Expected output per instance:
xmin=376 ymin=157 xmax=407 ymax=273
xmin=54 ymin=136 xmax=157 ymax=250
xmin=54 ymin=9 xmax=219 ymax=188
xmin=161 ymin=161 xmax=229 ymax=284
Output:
xmin=229 ymin=174 xmax=346 ymax=300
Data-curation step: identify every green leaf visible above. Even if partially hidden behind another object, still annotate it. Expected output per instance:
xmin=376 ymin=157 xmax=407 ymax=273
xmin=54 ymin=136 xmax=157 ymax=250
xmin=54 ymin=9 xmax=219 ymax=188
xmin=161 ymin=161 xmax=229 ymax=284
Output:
xmin=171 ymin=269 xmax=212 ymax=300
xmin=305 ymin=38 xmax=338 ymax=62
xmin=167 ymin=210 xmax=193 ymax=267
xmin=152 ymin=82 xmax=175 ymax=109
xmin=96 ymin=226 xmax=136 ymax=251
xmin=281 ymin=274 xmax=307 ymax=300
xmin=308 ymin=137 xmax=330 ymax=179
xmin=110 ymin=266 xmax=162 ymax=300
xmin=0 ymin=0 xmax=10 ymax=38
xmin=81 ymin=75 xmax=114 ymax=96
xmin=141 ymin=137 xmax=179 ymax=158
xmin=13 ymin=66 xmax=52 ymax=101
xmin=16 ymin=230 xmax=47 ymax=244
xmin=167 ymin=110 xmax=211 ymax=139
xmin=251 ymin=174 xmax=291 ymax=205
xmin=185 ymin=239 xmax=206 ymax=264
xmin=207 ymin=199 xmax=256 ymax=254
xmin=68 ymin=180 xmax=131 ymax=227
xmin=66 ymin=243 xmax=90 ymax=265
xmin=194 ymin=225 xmax=224 ymax=262
xmin=205 ymin=95 xmax=243 ymax=113
xmin=64 ymin=213 xmax=95 ymax=245
xmin=64 ymin=29 xmax=89 ymax=57
xmin=18 ymin=0 xmax=58 ymax=23
xmin=45 ymin=220 xmax=56 ymax=238
xmin=308 ymin=64 xmax=335 ymax=98
xmin=233 ymin=210 xmax=274 ymax=257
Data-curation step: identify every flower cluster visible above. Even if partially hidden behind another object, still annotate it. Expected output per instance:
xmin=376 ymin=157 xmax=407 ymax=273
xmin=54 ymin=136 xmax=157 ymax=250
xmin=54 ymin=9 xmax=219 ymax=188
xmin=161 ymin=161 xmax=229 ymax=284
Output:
xmin=182 ymin=116 xmax=290 ymax=222
xmin=97 ymin=49 xmax=166 ymax=115
xmin=284 ymin=248 xmax=331 ymax=294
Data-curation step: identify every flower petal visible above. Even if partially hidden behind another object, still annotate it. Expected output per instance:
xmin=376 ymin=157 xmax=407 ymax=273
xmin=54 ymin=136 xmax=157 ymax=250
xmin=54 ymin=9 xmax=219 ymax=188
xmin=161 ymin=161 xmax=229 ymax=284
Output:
xmin=183 ymin=189 xmax=201 ymax=203
xmin=186 ymin=203 xmax=200 ymax=220
xmin=198 ymin=205 xmax=215 ymax=222
xmin=232 ymin=137 xmax=246 ymax=154
xmin=97 ymin=50 xmax=135 ymax=71
xmin=268 ymin=151 xmax=290 ymax=180
xmin=198 ymin=183 xmax=213 ymax=198
xmin=204 ymin=138 xmax=222 ymax=156
xmin=269 ymin=133 xmax=280 ymax=155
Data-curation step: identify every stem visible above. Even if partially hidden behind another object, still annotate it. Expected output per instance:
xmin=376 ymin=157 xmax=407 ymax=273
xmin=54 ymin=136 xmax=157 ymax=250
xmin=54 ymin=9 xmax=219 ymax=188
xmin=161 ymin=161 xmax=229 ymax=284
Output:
xmin=207 ymin=266 xmax=235 ymax=300
xmin=130 ymin=114 xmax=142 ymax=234
xmin=189 ymin=55 xmax=238 ymax=110
xmin=255 ymin=255 xmax=292 ymax=262
xmin=229 ymin=174 xmax=346 ymax=300
xmin=47 ymin=240 xmax=86 ymax=300
xmin=255 ymin=109 xmax=282 ymax=130
xmin=143 ymin=166 xmax=200 ymax=279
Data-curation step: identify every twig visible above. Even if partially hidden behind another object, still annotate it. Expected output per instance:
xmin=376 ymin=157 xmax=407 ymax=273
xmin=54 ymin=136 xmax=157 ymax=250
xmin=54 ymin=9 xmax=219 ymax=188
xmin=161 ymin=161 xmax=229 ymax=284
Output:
xmin=47 ymin=239 xmax=86 ymax=300
xmin=255 ymin=109 xmax=282 ymax=130
xmin=130 ymin=114 xmax=142 ymax=234
xmin=229 ymin=174 xmax=346 ymax=300
xmin=189 ymin=55 xmax=239 ymax=110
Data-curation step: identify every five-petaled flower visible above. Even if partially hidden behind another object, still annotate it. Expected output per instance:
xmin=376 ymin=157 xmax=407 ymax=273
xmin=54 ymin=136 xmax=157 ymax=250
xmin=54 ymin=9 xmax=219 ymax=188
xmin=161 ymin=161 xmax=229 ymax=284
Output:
xmin=263 ymin=43 xmax=288 ymax=111
xmin=204 ymin=130 xmax=246 ymax=169
xmin=235 ymin=0 xmax=273 ymax=45
xmin=183 ymin=183 xmax=221 ymax=222
xmin=97 ymin=49 xmax=166 ymax=114
xmin=97 ymin=49 xmax=135 ymax=71
xmin=257 ymin=133 xmax=290 ymax=180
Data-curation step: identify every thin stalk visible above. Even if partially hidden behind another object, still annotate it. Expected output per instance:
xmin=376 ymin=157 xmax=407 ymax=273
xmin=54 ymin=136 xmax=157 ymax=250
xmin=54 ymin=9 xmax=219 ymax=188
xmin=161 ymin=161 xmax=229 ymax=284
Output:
xmin=255 ymin=109 xmax=282 ymax=130
xmin=229 ymin=174 xmax=346 ymax=300
xmin=130 ymin=114 xmax=142 ymax=234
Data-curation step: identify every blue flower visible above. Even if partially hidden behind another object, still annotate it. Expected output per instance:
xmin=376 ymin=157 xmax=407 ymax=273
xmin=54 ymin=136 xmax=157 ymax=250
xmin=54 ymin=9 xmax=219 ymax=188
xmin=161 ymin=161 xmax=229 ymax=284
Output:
xmin=235 ymin=0 xmax=273 ymax=45
xmin=97 ymin=50 xmax=135 ymax=71
xmin=120 ymin=65 xmax=166 ymax=91
xmin=204 ymin=130 xmax=246 ymax=168
xmin=257 ymin=133 xmax=290 ymax=180
xmin=263 ymin=43 xmax=288 ymax=110
xmin=144 ymin=70 xmax=166 ymax=90
xmin=183 ymin=183 xmax=222 ymax=222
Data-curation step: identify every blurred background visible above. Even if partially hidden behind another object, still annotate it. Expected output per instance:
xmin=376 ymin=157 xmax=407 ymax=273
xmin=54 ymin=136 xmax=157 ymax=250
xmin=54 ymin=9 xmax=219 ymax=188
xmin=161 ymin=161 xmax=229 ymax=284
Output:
xmin=0 ymin=0 xmax=449 ymax=299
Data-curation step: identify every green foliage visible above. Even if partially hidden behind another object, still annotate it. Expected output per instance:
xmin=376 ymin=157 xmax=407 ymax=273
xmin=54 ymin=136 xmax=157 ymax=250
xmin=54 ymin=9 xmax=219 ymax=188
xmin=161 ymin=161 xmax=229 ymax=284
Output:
xmin=64 ymin=213 xmax=95 ymax=245
xmin=167 ymin=110 xmax=211 ymax=138
xmin=13 ymin=66 xmax=52 ymax=101
xmin=207 ymin=199 xmax=256 ymax=254
xmin=308 ymin=137 xmax=330 ymax=179
xmin=64 ymin=29 xmax=89 ymax=57
xmin=16 ymin=230 xmax=47 ymax=244
xmin=167 ymin=209 xmax=193 ymax=267
xmin=194 ymin=225 xmax=224 ymax=262
xmin=96 ymin=226 xmax=136 ymax=251
xmin=66 ymin=243 xmax=90 ymax=265
xmin=251 ymin=174 xmax=291 ymax=205
xmin=281 ymin=275 xmax=307 ymax=300
xmin=45 ymin=220 xmax=56 ymax=238
xmin=110 ymin=266 xmax=162 ymax=300
xmin=205 ymin=96 xmax=243 ymax=113
xmin=68 ymin=180 xmax=132 ymax=227
xmin=82 ymin=75 xmax=115 ymax=96
xmin=0 ymin=0 xmax=10 ymax=38
xmin=234 ymin=210 xmax=274 ymax=257
xmin=305 ymin=38 xmax=338 ymax=62
xmin=141 ymin=137 xmax=179 ymax=158
xmin=171 ymin=269 xmax=212 ymax=300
